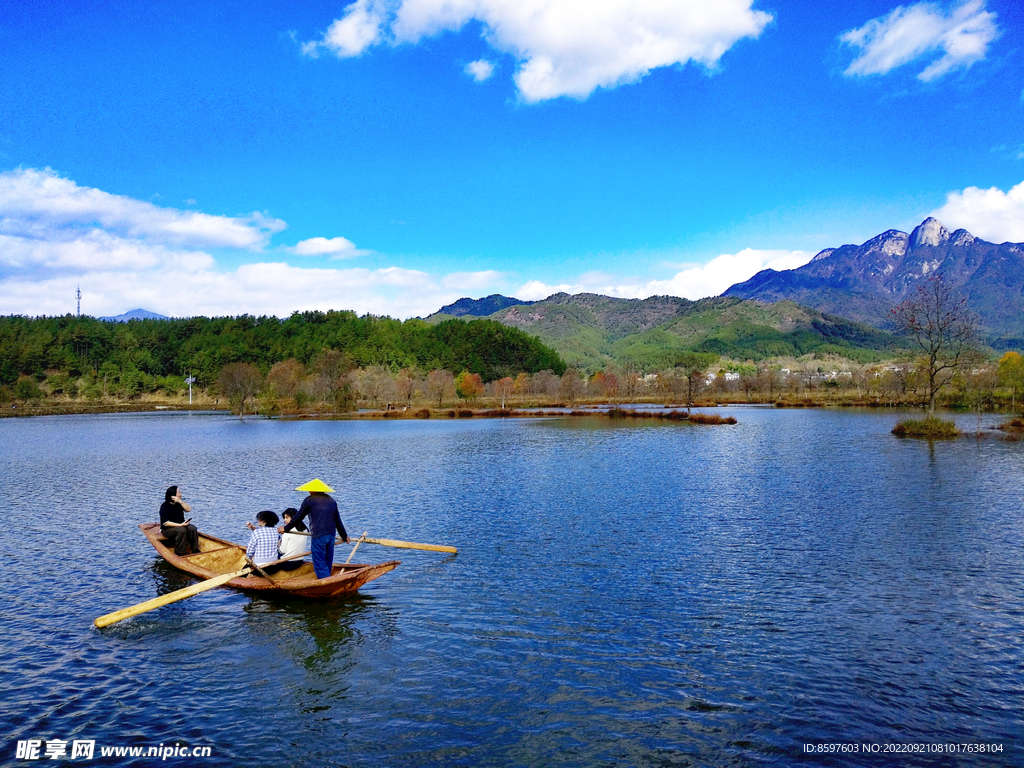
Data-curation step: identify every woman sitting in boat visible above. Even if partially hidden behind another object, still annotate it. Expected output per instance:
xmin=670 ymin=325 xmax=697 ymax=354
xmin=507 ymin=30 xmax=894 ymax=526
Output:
xmin=245 ymin=510 xmax=282 ymax=575
xmin=159 ymin=485 xmax=199 ymax=556
xmin=277 ymin=508 xmax=307 ymax=572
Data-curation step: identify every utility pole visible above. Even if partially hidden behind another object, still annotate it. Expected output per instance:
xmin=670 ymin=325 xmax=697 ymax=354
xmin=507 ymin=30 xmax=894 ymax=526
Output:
xmin=185 ymin=373 xmax=196 ymax=405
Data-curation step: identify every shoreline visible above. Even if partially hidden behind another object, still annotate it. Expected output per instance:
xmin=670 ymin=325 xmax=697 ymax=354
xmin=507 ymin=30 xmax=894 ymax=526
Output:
xmin=2 ymin=397 xmax=1019 ymax=423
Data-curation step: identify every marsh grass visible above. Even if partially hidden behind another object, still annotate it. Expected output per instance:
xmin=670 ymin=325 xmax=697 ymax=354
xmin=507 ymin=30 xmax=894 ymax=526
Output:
xmin=892 ymin=418 xmax=959 ymax=439
xmin=606 ymin=408 xmax=736 ymax=425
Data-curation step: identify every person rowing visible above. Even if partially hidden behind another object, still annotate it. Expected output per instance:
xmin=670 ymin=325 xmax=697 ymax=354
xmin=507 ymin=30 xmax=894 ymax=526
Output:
xmin=279 ymin=479 xmax=350 ymax=579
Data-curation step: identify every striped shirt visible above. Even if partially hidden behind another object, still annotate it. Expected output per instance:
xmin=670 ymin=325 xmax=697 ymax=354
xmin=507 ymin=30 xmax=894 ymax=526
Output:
xmin=245 ymin=526 xmax=280 ymax=566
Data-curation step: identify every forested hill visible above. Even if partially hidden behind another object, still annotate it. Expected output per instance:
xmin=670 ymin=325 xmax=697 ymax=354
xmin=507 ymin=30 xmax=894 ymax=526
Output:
xmin=431 ymin=293 xmax=905 ymax=372
xmin=0 ymin=311 xmax=566 ymax=389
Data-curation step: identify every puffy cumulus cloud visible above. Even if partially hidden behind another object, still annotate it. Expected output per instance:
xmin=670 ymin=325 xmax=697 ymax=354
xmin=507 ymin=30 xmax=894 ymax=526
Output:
xmin=0 ymin=168 xmax=285 ymax=249
xmin=303 ymin=0 xmax=773 ymax=101
xmin=302 ymin=0 xmax=386 ymax=58
xmin=929 ymin=180 xmax=1024 ymax=243
xmin=0 ymin=168 xmax=486 ymax=319
xmin=516 ymin=249 xmax=814 ymax=303
xmin=840 ymin=0 xmax=999 ymax=82
xmin=291 ymin=235 xmax=366 ymax=258
xmin=465 ymin=59 xmax=495 ymax=81
xmin=0 ymin=232 xmax=214 ymax=273
xmin=639 ymin=249 xmax=813 ymax=299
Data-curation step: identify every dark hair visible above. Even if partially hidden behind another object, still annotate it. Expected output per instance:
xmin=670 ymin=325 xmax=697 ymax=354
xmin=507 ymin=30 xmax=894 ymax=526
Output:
xmin=282 ymin=507 xmax=307 ymax=532
xmin=165 ymin=486 xmax=178 ymax=503
xmin=256 ymin=510 xmax=279 ymax=527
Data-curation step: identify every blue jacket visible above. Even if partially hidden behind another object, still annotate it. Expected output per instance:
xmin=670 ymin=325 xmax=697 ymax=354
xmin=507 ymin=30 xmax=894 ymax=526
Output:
xmin=285 ymin=493 xmax=348 ymax=540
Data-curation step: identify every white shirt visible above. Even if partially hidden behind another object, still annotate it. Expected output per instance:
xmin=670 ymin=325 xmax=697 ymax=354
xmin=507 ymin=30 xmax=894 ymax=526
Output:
xmin=279 ymin=530 xmax=308 ymax=560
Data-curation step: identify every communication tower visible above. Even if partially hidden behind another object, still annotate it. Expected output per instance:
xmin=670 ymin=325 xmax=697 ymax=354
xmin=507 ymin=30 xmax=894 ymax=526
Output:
xmin=76 ymin=284 xmax=82 ymax=317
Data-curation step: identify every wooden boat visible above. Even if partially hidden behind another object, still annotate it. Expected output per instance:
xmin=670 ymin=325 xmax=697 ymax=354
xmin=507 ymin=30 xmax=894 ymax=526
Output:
xmin=140 ymin=523 xmax=399 ymax=599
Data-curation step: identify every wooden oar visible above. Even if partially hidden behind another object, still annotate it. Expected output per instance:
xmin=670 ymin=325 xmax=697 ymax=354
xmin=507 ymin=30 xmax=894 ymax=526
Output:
xmin=94 ymin=568 xmax=250 ymax=628
xmin=93 ymin=548 xmax=313 ymax=628
xmin=345 ymin=532 xmax=368 ymax=564
xmin=290 ymin=530 xmax=457 ymax=554
xmin=360 ymin=536 xmax=457 ymax=554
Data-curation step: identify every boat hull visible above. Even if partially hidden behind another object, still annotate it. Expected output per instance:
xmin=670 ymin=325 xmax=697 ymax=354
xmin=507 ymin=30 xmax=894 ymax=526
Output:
xmin=140 ymin=523 xmax=399 ymax=598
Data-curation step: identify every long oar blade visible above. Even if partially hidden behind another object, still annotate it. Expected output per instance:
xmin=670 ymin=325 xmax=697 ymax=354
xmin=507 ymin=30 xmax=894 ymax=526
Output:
xmin=361 ymin=536 xmax=457 ymax=554
xmin=94 ymin=568 xmax=249 ymax=628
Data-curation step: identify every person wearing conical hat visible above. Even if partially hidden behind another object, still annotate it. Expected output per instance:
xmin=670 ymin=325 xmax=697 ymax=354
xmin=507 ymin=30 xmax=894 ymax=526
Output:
xmin=279 ymin=478 xmax=349 ymax=579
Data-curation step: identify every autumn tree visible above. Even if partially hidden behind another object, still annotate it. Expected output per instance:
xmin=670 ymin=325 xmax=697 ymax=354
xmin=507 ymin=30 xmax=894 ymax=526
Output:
xmin=455 ymin=371 xmax=484 ymax=401
xmin=959 ymin=350 xmax=997 ymax=426
xmin=216 ymin=362 xmax=263 ymax=419
xmin=266 ymin=358 xmax=305 ymax=401
xmin=891 ymin=275 xmax=979 ymax=415
xmin=998 ymin=351 xmax=1024 ymax=412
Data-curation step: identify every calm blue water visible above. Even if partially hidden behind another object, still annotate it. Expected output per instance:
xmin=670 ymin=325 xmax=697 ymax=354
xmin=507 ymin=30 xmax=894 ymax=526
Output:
xmin=1 ymin=408 xmax=1022 ymax=767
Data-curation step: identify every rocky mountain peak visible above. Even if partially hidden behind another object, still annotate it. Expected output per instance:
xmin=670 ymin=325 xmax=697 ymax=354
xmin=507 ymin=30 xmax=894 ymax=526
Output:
xmin=909 ymin=217 xmax=951 ymax=248
xmin=865 ymin=229 xmax=910 ymax=258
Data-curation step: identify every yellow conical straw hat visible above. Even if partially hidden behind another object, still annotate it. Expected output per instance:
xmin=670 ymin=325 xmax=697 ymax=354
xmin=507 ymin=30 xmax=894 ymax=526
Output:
xmin=295 ymin=478 xmax=334 ymax=493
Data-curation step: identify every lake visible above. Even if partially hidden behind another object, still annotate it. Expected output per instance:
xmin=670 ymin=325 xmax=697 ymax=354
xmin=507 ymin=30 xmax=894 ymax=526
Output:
xmin=1 ymin=408 xmax=1022 ymax=767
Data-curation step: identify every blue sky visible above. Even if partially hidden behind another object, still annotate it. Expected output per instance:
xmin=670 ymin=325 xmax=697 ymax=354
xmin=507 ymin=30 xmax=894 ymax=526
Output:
xmin=1 ymin=0 xmax=1022 ymax=319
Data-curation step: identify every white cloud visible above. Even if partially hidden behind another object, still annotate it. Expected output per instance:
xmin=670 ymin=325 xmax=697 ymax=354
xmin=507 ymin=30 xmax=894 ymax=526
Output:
xmin=442 ymin=270 xmax=504 ymax=290
xmin=640 ymin=249 xmax=814 ymax=299
xmin=840 ymin=0 xmax=999 ymax=81
xmin=0 ymin=168 xmax=285 ymax=250
xmin=0 ymin=232 xmax=214 ymax=273
xmin=303 ymin=0 xmax=773 ymax=101
xmin=517 ymin=279 xmax=577 ymax=301
xmin=516 ymin=249 xmax=814 ymax=303
xmin=0 ymin=168 xmax=494 ymax=319
xmin=291 ymin=235 xmax=365 ymax=258
xmin=0 ymin=258 xmax=509 ymax=320
xmin=929 ymin=180 xmax=1024 ymax=243
xmin=465 ymin=59 xmax=495 ymax=81
xmin=302 ymin=0 xmax=386 ymax=58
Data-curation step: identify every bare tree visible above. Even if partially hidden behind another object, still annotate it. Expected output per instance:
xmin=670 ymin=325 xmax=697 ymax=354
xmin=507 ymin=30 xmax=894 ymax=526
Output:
xmin=310 ymin=350 xmax=356 ymax=411
xmin=216 ymin=362 xmax=263 ymax=419
xmin=558 ymin=368 xmax=586 ymax=405
xmin=425 ymin=369 xmax=456 ymax=407
xmin=358 ymin=365 xmax=396 ymax=409
xmin=395 ymin=367 xmax=421 ymax=408
xmin=891 ymin=275 xmax=979 ymax=415
xmin=531 ymin=370 xmax=561 ymax=400
xmin=493 ymin=376 xmax=515 ymax=409
xmin=677 ymin=353 xmax=713 ymax=414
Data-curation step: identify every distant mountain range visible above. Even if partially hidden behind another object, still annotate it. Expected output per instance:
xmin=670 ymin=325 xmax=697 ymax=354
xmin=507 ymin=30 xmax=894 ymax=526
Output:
xmin=724 ymin=218 xmax=1024 ymax=348
xmin=98 ymin=308 xmax=170 ymax=322
xmin=437 ymin=294 xmax=535 ymax=316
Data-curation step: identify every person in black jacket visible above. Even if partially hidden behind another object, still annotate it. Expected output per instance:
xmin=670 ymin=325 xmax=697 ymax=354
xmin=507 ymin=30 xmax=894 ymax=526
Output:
xmin=159 ymin=485 xmax=199 ymax=555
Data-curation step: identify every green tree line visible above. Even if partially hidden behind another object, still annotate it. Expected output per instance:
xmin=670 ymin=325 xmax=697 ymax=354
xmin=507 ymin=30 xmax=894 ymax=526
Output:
xmin=0 ymin=312 xmax=566 ymax=394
